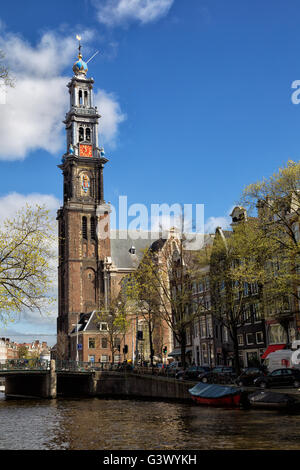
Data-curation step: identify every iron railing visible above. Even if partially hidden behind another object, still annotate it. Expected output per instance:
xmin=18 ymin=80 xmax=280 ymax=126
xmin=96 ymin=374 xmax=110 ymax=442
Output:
xmin=0 ymin=359 xmax=124 ymax=373
xmin=0 ymin=359 xmax=50 ymax=371
xmin=55 ymin=361 xmax=129 ymax=372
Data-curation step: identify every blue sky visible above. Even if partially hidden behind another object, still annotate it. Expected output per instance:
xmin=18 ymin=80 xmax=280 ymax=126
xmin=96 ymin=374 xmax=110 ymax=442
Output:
xmin=0 ymin=0 xmax=300 ymax=344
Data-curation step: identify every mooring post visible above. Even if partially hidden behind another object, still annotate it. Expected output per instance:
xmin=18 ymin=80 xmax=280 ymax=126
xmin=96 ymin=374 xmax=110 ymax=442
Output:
xmin=49 ymin=359 xmax=57 ymax=399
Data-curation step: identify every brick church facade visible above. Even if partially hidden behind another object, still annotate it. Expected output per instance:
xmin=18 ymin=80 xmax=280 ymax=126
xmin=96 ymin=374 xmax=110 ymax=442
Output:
xmin=56 ymin=43 xmax=173 ymax=364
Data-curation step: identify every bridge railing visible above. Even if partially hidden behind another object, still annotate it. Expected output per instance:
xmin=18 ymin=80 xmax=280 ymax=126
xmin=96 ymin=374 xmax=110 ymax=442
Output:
xmin=55 ymin=360 xmax=122 ymax=372
xmin=0 ymin=359 xmax=50 ymax=371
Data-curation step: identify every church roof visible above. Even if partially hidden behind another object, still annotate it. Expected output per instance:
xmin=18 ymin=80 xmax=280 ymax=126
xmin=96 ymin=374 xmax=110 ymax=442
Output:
xmin=110 ymin=230 xmax=214 ymax=270
xmin=110 ymin=230 xmax=162 ymax=270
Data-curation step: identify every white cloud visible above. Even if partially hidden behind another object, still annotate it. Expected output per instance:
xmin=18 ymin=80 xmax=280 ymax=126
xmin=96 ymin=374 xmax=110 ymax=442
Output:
xmin=205 ymin=216 xmax=231 ymax=234
xmin=0 ymin=27 xmax=125 ymax=159
xmin=94 ymin=89 xmax=126 ymax=147
xmin=0 ymin=192 xmax=60 ymax=225
xmin=94 ymin=0 xmax=174 ymax=26
xmin=204 ymin=206 xmax=235 ymax=234
xmin=151 ymin=213 xmax=182 ymax=232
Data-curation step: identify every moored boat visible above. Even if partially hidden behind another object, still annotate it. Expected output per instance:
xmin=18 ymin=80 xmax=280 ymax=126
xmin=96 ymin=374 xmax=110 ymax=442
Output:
xmin=188 ymin=382 xmax=242 ymax=407
xmin=248 ymin=390 xmax=299 ymax=410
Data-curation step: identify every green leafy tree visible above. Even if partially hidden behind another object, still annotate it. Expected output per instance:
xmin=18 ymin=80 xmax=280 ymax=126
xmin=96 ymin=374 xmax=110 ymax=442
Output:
xmin=241 ymin=160 xmax=300 ymax=343
xmin=18 ymin=344 xmax=29 ymax=359
xmin=129 ymin=235 xmax=210 ymax=370
xmin=0 ymin=205 xmax=56 ymax=325
xmin=208 ymin=220 xmax=268 ymax=375
xmin=94 ymin=294 xmax=130 ymax=364
xmin=125 ymin=252 xmax=162 ymax=367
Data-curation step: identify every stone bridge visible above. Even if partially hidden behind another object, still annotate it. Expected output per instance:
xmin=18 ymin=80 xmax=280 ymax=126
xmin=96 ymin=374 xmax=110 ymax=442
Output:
xmin=0 ymin=360 xmax=193 ymax=401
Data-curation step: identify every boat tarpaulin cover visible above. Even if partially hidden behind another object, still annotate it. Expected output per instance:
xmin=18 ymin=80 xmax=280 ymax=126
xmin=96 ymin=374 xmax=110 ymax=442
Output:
xmin=249 ymin=391 xmax=296 ymax=404
xmin=188 ymin=383 xmax=240 ymax=399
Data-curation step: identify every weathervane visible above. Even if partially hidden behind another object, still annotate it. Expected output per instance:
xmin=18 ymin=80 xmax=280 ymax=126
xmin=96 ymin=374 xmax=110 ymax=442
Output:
xmin=76 ymin=34 xmax=82 ymax=57
xmin=75 ymin=34 xmax=100 ymax=63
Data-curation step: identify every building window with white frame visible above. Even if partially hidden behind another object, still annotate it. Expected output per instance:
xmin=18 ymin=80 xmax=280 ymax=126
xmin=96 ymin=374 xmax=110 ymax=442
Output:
xmin=246 ymin=333 xmax=254 ymax=345
xmin=186 ymin=328 xmax=191 ymax=345
xmin=223 ymin=326 xmax=229 ymax=343
xmin=200 ymin=317 xmax=207 ymax=338
xmin=207 ymin=316 xmax=213 ymax=338
xmin=251 ymin=282 xmax=259 ymax=295
xmin=243 ymin=305 xmax=251 ymax=324
xmin=252 ymin=302 xmax=261 ymax=322
xmin=256 ymin=331 xmax=264 ymax=344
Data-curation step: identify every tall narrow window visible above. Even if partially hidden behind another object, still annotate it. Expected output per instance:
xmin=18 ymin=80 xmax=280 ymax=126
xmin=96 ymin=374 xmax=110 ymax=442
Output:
xmin=84 ymin=90 xmax=88 ymax=106
xmin=82 ymin=216 xmax=87 ymax=239
xmin=86 ymin=128 xmax=91 ymax=142
xmin=60 ymin=222 xmax=65 ymax=260
xmin=91 ymin=216 xmax=96 ymax=240
xmin=79 ymin=127 xmax=84 ymax=142
xmin=79 ymin=90 xmax=83 ymax=105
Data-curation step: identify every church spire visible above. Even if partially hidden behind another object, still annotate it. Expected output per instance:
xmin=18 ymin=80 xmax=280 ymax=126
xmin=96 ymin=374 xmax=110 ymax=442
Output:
xmin=73 ymin=35 xmax=88 ymax=77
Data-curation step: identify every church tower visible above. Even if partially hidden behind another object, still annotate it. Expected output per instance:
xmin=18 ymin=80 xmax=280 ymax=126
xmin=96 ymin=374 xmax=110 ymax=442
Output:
xmin=57 ymin=40 xmax=111 ymax=349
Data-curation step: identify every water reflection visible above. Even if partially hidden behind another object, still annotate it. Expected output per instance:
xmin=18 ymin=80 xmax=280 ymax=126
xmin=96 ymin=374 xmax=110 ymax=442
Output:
xmin=0 ymin=393 xmax=300 ymax=450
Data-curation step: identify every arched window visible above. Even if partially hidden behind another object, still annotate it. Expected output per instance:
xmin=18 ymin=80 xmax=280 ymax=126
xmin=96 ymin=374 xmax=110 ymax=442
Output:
xmin=86 ymin=128 xmax=91 ymax=142
xmin=82 ymin=216 xmax=87 ymax=239
xmin=79 ymin=127 xmax=84 ymax=142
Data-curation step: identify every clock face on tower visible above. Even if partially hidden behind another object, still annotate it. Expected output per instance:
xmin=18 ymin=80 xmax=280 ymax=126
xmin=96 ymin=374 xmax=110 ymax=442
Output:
xmin=79 ymin=144 xmax=92 ymax=157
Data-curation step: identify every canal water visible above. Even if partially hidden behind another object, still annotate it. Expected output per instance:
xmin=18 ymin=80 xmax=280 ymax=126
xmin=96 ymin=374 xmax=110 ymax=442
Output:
xmin=0 ymin=392 xmax=300 ymax=450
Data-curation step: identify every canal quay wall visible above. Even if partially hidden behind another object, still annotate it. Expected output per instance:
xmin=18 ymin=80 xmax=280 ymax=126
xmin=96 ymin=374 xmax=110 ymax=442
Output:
xmin=2 ymin=368 xmax=194 ymax=401
xmin=3 ymin=366 xmax=300 ymax=403
xmin=93 ymin=371 xmax=193 ymax=402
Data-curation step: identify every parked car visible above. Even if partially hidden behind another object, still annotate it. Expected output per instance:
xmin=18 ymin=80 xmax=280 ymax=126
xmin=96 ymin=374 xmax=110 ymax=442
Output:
xmin=235 ymin=367 xmax=266 ymax=386
xmin=199 ymin=366 xmax=236 ymax=384
xmin=176 ymin=366 xmax=211 ymax=381
xmin=116 ymin=361 xmax=133 ymax=371
xmin=254 ymin=368 xmax=300 ymax=389
xmin=165 ymin=361 xmax=183 ymax=377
